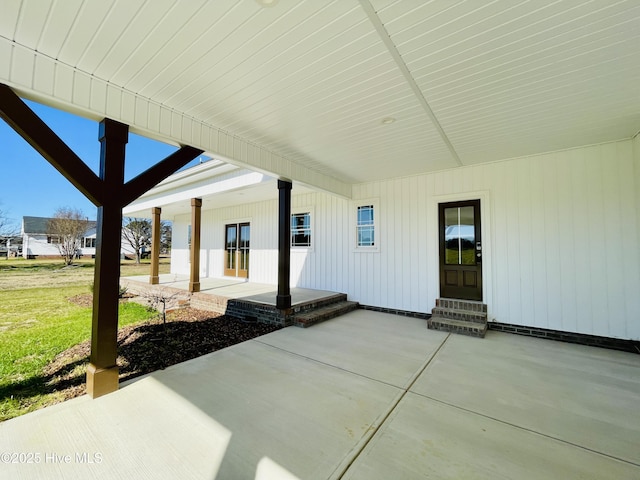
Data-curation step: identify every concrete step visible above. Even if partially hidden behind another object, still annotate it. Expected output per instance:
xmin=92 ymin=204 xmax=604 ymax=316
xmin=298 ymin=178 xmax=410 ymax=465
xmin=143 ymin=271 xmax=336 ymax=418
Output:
xmin=293 ymin=301 xmax=359 ymax=328
xmin=427 ymin=315 xmax=488 ymax=338
xmin=431 ymin=306 xmax=487 ymax=324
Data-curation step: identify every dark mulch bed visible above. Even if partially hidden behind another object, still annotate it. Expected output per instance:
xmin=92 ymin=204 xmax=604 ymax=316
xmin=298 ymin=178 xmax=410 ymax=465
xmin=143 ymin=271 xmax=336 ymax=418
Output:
xmin=42 ymin=306 xmax=281 ymax=402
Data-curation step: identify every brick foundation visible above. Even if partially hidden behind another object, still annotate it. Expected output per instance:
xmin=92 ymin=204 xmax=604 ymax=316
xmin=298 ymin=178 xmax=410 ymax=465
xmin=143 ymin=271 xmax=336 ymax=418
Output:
xmin=489 ymin=322 xmax=640 ymax=354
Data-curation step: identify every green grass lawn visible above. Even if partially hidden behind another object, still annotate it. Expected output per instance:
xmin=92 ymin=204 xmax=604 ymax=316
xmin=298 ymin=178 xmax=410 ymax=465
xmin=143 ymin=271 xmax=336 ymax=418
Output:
xmin=0 ymin=257 xmax=170 ymax=421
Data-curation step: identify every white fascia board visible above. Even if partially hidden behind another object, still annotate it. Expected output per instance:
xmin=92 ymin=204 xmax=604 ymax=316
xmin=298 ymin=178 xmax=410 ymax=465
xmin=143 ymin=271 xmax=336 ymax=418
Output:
xmin=147 ymin=160 xmax=239 ymax=196
xmin=0 ymin=41 xmax=352 ymax=199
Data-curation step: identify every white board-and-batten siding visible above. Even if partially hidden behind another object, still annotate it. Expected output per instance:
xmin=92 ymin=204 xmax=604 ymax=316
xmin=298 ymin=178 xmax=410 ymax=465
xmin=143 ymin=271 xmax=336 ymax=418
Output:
xmin=171 ymin=139 xmax=640 ymax=340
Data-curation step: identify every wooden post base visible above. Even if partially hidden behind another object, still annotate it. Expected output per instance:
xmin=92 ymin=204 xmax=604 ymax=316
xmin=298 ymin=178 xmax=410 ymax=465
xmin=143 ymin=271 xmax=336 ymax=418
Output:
xmin=86 ymin=363 xmax=119 ymax=399
xmin=150 ymin=276 xmax=160 ymax=285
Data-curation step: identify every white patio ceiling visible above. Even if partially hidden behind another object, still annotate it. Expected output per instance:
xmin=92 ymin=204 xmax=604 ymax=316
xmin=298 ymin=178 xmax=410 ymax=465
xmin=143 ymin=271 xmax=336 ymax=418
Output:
xmin=2 ymin=0 xmax=639 ymax=198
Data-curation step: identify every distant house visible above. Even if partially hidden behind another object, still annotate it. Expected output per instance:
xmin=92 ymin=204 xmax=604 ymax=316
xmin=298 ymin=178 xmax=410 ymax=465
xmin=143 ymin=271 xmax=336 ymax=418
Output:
xmin=22 ymin=216 xmax=147 ymax=260
xmin=21 ymin=216 xmax=98 ymax=259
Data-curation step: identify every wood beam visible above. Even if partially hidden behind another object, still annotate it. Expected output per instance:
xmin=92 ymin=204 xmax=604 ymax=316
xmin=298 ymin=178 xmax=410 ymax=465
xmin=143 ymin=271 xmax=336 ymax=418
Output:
xmin=0 ymin=83 xmax=104 ymax=206
xmin=277 ymin=180 xmax=292 ymax=310
xmin=189 ymin=198 xmax=202 ymax=293
xmin=150 ymin=207 xmax=161 ymax=285
xmin=87 ymin=119 xmax=128 ymax=398
xmin=122 ymin=146 xmax=203 ymax=207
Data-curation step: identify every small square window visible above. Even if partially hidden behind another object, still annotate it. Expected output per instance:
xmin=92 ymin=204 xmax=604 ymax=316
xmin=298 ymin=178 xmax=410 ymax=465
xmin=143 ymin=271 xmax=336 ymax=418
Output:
xmin=291 ymin=212 xmax=311 ymax=247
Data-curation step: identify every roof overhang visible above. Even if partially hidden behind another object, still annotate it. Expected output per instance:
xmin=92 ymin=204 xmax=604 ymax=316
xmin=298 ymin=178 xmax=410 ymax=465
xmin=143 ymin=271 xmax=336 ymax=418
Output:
xmin=1 ymin=1 xmax=638 ymax=196
xmin=123 ymin=160 xmax=314 ymax=218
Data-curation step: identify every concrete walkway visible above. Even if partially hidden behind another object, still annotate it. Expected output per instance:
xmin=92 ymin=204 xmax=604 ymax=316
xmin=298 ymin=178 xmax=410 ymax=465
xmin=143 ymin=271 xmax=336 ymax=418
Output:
xmin=1 ymin=310 xmax=639 ymax=479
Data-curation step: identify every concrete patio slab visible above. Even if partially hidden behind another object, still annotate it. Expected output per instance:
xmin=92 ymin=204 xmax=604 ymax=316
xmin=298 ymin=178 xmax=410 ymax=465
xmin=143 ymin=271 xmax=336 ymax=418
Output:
xmin=257 ymin=309 xmax=448 ymax=388
xmin=411 ymin=332 xmax=640 ymax=465
xmin=1 ymin=310 xmax=639 ymax=480
xmin=343 ymin=393 xmax=640 ymax=480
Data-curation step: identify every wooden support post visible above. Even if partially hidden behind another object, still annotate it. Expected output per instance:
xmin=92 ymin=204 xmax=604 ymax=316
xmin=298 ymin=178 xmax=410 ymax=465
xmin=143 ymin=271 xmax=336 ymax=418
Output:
xmin=87 ymin=119 xmax=128 ymax=398
xmin=150 ymin=207 xmax=161 ymax=285
xmin=189 ymin=198 xmax=202 ymax=293
xmin=277 ymin=180 xmax=292 ymax=310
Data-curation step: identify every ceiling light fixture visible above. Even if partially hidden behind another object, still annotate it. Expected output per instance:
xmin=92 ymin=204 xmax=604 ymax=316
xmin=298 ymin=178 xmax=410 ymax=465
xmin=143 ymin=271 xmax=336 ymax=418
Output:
xmin=256 ymin=0 xmax=279 ymax=7
xmin=381 ymin=117 xmax=396 ymax=125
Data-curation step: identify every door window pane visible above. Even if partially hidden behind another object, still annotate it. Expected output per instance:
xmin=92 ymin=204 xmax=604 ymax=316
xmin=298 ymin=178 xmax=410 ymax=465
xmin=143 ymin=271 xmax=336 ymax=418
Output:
xmin=239 ymin=224 xmax=250 ymax=271
xmin=225 ymin=225 xmax=237 ymax=270
xmin=240 ymin=224 xmax=250 ymax=249
xmin=226 ymin=225 xmax=237 ymax=250
xmin=444 ymin=206 xmax=475 ymax=265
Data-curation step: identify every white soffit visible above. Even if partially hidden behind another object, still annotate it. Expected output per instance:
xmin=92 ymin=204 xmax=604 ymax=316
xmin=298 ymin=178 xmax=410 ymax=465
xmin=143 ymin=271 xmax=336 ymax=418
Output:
xmin=1 ymin=0 xmax=639 ymax=189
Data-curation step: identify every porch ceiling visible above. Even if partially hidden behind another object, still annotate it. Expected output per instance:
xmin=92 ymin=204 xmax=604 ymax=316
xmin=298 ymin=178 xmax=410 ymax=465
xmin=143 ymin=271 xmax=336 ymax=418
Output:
xmin=2 ymin=1 xmax=639 ymax=193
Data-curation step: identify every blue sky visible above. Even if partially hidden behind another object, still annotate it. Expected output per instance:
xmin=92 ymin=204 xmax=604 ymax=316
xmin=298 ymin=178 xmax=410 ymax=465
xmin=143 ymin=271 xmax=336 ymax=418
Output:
xmin=0 ymin=100 xmax=204 ymax=229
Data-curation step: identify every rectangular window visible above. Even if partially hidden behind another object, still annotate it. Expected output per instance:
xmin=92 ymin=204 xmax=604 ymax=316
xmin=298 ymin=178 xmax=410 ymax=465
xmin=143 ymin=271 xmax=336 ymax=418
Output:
xmin=84 ymin=237 xmax=96 ymax=248
xmin=357 ymin=205 xmax=375 ymax=247
xmin=291 ymin=212 xmax=311 ymax=247
xmin=47 ymin=235 xmax=59 ymax=244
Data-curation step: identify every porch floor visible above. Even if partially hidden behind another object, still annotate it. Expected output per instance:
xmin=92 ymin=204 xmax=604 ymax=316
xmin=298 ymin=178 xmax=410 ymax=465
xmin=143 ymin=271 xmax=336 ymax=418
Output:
xmin=1 ymin=310 xmax=639 ymax=479
xmin=122 ymin=274 xmax=342 ymax=306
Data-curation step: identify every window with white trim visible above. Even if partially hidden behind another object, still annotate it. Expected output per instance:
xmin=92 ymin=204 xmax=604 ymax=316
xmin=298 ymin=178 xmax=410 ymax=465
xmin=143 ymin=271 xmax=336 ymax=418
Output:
xmin=356 ymin=204 xmax=375 ymax=247
xmin=291 ymin=212 xmax=311 ymax=247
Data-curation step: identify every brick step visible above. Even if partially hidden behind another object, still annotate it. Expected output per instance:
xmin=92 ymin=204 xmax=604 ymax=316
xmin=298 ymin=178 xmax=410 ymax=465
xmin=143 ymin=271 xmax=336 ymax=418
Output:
xmin=435 ymin=298 xmax=487 ymax=313
xmin=293 ymin=301 xmax=359 ymax=328
xmin=427 ymin=315 xmax=488 ymax=338
xmin=294 ymin=293 xmax=348 ymax=313
xmin=431 ymin=307 xmax=487 ymax=324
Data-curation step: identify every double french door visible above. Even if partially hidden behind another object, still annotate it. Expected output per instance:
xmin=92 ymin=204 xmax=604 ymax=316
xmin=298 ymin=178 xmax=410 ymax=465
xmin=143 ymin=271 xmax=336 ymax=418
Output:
xmin=224 ymin=223 xmax=250 ymax=278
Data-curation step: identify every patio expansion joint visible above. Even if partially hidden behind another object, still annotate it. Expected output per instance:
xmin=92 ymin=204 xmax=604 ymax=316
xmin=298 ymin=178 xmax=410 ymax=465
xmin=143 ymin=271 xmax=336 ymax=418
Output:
xmin=250 ymin=335 xmax=454 ymax=478
xmin=408 ymin=392 xmax=640 ymax=469
xmin=328 ymin=333 xmax=452 ymax=480
xmin=252 ymin=336 xmax=448 ymax=392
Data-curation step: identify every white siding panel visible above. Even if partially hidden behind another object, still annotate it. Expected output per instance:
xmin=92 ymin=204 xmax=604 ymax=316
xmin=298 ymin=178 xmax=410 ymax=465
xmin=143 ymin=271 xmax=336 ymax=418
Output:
xmin=626 ymin=137 xmax=640 ymax=339
xmin=33 ymin=56 xmax=55 ymax=96
xmin=11 ymin=47 xmax=34 ymax=89
xmin=71 ymin=71 xmax=91 ymax=110
xmin=541 ymin=154 xmax=561 ymax=330
xmin=53 ymin=63 xmax=73 ymax=104
xmin=170 ymin=214 xmax=190 ymax=276
xmin=348 ymin=140 xmax=639 ymax=339
xmin=120 ymin=90 xmax=136 ymax=126
xmin=0 ymin=41 xmax=11 ymax=81
xmin=105 ymin=85 xmax=122 ymax=120
xmin=571 ymin=148 xmax=593 ymax=334
xmin=90 ymin=79 xmax=107 ymax=115
xmin=555 ymin=152 xmax=578 ymax=333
